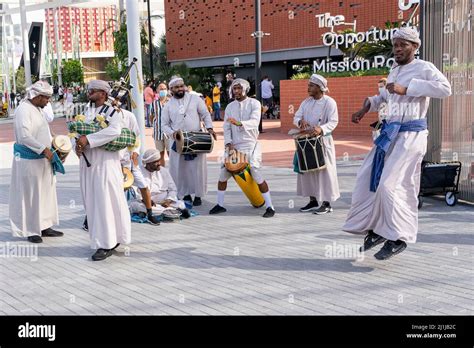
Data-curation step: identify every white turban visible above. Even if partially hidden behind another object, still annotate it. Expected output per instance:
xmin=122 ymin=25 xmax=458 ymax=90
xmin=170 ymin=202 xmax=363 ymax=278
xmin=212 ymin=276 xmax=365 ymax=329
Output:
xmin=216 ymin=82 xmax=222 ymax=88
xmin=26 ymin=80 xmax=53 ymax=99
xmin=392 ymin=26 xmax=421 ymax=47
xmin=169 ymin=76 xmax=184 ymax=88
xmin=142 ymin=149 xmax=161 ymax=164
xmin=87 ymin=80 xmax=111 ymax=93
xmin=309 ymin=74 xmax=329 ymax=93
xmin=230 ymin=78 xmax=250 ymax=96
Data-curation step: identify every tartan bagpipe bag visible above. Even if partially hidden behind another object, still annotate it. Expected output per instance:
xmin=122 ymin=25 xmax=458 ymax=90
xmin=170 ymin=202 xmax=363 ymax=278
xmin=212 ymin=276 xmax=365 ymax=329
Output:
xmin=67 ymin=114 xmax=138 ymax=152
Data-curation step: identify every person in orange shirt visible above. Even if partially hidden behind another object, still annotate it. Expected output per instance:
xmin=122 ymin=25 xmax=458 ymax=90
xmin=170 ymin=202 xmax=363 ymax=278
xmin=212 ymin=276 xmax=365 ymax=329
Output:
xmin=205 ymin=93 xmax=213 ymax=113
xmin=212 ymin=82 xmax=222 ymax=121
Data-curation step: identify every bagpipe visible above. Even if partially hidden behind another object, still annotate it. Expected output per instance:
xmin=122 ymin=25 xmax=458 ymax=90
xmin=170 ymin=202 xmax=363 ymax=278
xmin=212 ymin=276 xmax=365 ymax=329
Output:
xmin=67 ymin=58 xmax=139 ymax=165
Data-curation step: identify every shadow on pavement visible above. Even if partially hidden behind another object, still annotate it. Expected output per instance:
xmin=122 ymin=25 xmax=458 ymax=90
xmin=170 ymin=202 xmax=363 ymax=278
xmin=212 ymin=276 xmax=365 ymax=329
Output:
xmin=153 ymin=247 xmax=374 ymax=273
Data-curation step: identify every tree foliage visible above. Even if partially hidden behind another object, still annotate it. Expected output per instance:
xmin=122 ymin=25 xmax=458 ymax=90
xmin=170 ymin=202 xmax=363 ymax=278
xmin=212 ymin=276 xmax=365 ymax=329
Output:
xmin=154 ymin=34 xmax=217 ymax=94
xmin=61 ymin=59 xmax=84 ymax=86
xmin=105 ymin=18 xmax=149 ymax=81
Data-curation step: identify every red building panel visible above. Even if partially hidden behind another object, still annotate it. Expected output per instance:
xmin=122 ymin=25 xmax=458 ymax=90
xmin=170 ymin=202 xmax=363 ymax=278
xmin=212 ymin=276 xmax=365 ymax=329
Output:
xmin=165 ymin=0 xmax=407 ymax=61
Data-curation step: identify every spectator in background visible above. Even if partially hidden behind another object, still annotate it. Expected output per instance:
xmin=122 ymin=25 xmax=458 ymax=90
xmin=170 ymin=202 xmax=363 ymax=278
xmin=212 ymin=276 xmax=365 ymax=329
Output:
xmin=153 ymin=82 xmax=170 ymax=167
xmin=370 ymin=78 xmax=389 ymax=140
xmin=66 ymin=87 xmax=74 ymax=105
xmin=187 ymin=85 xmax=199 ymax=96
xmin=261 ymin=76 xmax=274 ymax=119
xmin=58 ymin=85 xmax=64 ymax=104
xmin=42 ymin=102 xmax=55 ymax=123
xmin=212 ymin=82 xmax=222 ymax=121
xmin=204 ymin=93 xmax=213 ymax=114
xmin=144 ymin=80 xmax=155 ymax=128
xmin=225 ymin=72 xmax=235 ymax=103
xmin=10 ymin=91 xmax=16 ymax=108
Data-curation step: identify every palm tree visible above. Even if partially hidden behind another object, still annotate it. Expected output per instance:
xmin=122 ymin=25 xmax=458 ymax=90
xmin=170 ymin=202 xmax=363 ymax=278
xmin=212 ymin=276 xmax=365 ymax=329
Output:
xmin=338 ymin=21 xmax=401 ymax=60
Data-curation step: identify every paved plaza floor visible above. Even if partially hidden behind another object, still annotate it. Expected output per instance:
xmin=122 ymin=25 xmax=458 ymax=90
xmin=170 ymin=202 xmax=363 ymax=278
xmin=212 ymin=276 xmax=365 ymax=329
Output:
xmin=0 ymin=155 xmax=472 ymax=315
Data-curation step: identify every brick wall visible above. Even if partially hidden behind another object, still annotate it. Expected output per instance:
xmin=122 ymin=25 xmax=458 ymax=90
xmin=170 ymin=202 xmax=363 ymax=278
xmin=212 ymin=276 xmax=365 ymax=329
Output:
xmin=280 ymin=76 xmax=385 ymax=136
xmin=165 ymin=0 xmax=406 ymax=61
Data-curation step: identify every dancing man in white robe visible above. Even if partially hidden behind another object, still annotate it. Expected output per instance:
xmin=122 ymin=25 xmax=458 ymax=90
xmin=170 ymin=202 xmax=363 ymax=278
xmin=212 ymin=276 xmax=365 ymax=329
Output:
xmin=209 ymin=78 xmax=275 ymax=218
xmin=161 ymin=76 xmax=215 ymax=207
xmin=128 ymin=149 xmax=190 ymax=218
xmin=9 ymin=81 xmax=64 ymax=243
xmin=293 ymin=74 xmax=340 ymax=215
xmin=343 ymin=27 xmax=452 ymax=260
xmin=75 ymin=80 xmax=131 ymax=261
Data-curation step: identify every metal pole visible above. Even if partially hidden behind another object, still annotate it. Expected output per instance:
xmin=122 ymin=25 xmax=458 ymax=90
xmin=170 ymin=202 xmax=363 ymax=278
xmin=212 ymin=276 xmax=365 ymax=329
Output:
xmin=255 ymin=0 xmax=263 ymax=132
xmin=126 ymin=0 xmax=146 ymax=155
xmin=19 ymin=0 xmax=32 ymax=86
xmin=53 ymin=7 xmax=62 ymax=87
xmin=146 ymin=0 xmax=154 ymax=81
xmin=419 ymin=0 xmax=424 ymax=59
xmin=11 ymin=39 xmax=16 ymax=94
xmin=2 ymin=13 xmax=11 ymax=100
xmin=118 ymin=0 xmax=124 ymax=24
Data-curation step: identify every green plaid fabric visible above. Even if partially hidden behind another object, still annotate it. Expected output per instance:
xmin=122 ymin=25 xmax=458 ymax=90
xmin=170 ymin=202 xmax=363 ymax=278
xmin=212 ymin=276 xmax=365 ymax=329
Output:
xmin=67 ymin=121 xmax=136 ymax=152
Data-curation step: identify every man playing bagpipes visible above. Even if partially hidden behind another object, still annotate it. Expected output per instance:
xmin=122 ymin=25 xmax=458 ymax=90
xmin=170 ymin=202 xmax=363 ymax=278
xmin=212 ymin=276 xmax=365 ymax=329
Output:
xmin=71 ymin=80 xmax=134 ymax=261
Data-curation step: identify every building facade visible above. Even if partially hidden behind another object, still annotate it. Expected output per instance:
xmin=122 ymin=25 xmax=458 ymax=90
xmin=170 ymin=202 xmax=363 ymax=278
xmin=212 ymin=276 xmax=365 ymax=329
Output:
xmin=44 ymin=6 xmax=117 ymax=82
xmin=44 ymin=6 xmax=117 ymax=54
xmin=164 ymin=0 xmax=412 ymax=89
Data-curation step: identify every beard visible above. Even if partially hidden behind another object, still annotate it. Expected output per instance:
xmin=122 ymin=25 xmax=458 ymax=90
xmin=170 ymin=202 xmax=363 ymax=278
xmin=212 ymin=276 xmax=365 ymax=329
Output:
xmin=174 ymin=91 xmax=185 ymax=99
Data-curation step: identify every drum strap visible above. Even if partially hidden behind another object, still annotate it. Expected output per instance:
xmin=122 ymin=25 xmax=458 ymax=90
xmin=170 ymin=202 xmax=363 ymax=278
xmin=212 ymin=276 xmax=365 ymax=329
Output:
xmin=13 ymin=143 xmax=65 ymax=175
xmin=293 ymin=152 xmax=302 ymax=174
xmin=171 ymin=141 xmax=197 ymax=161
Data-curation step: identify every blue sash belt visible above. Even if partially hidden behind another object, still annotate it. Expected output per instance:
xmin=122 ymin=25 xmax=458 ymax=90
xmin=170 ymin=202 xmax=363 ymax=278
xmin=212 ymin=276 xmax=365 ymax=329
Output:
xmin=370 ymin=119 xmax=427 ymax=192
xmin=13 ymin=143 xmax=65 ymax=175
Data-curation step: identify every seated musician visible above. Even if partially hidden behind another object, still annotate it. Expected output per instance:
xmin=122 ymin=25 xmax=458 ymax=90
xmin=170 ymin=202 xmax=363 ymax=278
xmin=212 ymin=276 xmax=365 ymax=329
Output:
xmin=209 ymin=78 xmax=275 ymax=218
xmin=117 ymin=98 xmax=161 ymax=226
xmin=293 ymin=74 xmax=340 ymax=215
xmin=128 ymin=149 xmax=190 ymax=218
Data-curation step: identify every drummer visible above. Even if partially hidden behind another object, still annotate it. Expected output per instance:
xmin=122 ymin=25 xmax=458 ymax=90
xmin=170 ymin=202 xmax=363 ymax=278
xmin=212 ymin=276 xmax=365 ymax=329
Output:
xmin=293 ymin=74 xmax=340 ymax=214
xmin=161 ymin=76 xmax=216 ymax=207
xmin=9 ymin=80 xmax=64 ymax=243
xmin=209 ymin=78 xmax=275 ymax=218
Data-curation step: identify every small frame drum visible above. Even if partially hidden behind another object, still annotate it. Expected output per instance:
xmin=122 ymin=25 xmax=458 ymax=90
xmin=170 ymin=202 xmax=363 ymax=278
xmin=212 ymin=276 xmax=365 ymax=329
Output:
xmin=175 ymin=130 xmax=214 ymax=155
xmin=123 ymin=167 xmax=134 ymax=189
xmin=52 ymin=135 xmax=72 ymax=162
xmin=295 ymin=134 xmax=326 ymax=172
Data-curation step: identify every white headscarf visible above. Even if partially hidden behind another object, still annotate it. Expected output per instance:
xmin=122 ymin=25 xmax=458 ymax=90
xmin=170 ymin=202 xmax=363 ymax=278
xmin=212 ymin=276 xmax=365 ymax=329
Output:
xmin=392 ymin=26 xmax=421 ymax=47
xmin=87 ymin=80 xmax=111 ymax=93
xmin=309 ymin=74 xmax=329 ymax=93
xmin=26 ymin=80 xmax=53 ymax=99
xmin=169 ymin=76 xmax=184 ymax=88
xmin=230 ymin=78 xmax=250 ymax=96
xmin=142 ymin=149 xmax=161 ymax=164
